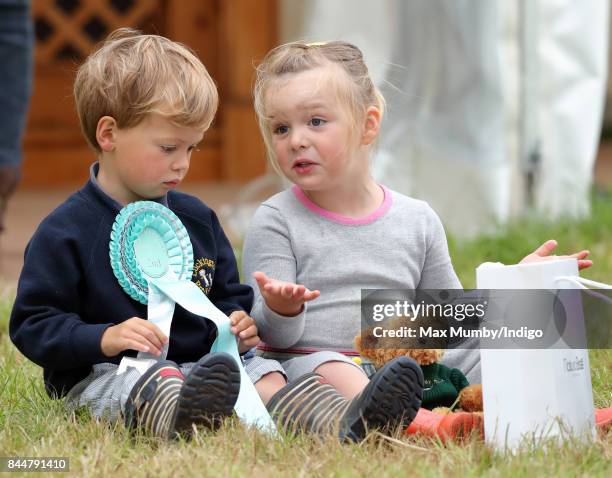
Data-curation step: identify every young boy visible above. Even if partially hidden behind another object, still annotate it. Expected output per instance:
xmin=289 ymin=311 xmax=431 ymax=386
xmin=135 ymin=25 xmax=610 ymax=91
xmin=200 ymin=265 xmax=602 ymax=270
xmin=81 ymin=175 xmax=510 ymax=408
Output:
xmin=9 ymin=28 xmax=261 ymax=440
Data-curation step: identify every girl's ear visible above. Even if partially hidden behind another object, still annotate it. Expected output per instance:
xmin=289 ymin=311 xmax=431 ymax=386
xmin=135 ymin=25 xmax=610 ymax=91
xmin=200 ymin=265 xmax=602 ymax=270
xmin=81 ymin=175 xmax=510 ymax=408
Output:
xmin=96 ymin=116 xmax=118 ymax=152
xmin=361 ymin=106 xmax=381 ymax=146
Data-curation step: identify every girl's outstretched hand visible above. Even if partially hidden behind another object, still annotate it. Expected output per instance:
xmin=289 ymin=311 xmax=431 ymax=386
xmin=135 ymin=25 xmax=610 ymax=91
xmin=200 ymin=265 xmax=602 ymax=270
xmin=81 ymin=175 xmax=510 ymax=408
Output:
xmin=519 ymin=239 xmax=593 ymax=270
xmin=252 ymin=271 xmax=320 ymax=317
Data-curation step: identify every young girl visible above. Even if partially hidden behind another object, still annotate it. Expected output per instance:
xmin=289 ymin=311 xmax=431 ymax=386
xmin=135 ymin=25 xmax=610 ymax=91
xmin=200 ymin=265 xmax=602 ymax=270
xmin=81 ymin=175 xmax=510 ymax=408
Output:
xmin=242 ymin=41 xmax=598 ymax=440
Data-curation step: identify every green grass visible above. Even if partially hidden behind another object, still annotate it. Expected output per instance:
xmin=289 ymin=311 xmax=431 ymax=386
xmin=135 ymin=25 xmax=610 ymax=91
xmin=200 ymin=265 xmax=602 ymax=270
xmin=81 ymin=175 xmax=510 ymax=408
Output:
xmin=1 ymin=191 xmax=611 ymax=477
xmin=449 ymin=188 xmax=612 ymax=289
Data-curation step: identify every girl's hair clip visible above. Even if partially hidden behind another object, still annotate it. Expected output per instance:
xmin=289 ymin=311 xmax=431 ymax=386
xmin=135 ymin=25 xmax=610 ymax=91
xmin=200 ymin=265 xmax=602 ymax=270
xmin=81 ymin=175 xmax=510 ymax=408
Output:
xmin=305 ymin=42 xmax=327 ymax=47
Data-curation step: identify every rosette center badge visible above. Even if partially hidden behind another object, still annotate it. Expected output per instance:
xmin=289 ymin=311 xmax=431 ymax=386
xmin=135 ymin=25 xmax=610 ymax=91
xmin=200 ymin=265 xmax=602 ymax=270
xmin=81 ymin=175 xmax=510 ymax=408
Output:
xmin=109 ymin=201 xmax=194 ymax=304
xmin=134 ymin=227 xmax=170 ymax=278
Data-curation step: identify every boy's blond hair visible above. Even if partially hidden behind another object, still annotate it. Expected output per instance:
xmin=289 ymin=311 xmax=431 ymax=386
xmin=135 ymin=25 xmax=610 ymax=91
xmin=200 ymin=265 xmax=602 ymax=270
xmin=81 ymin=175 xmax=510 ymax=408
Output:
xmin=253 ymin=41 xmax=385 ymax=173
xmin=74 ymin=28 xmax=218 ymax=152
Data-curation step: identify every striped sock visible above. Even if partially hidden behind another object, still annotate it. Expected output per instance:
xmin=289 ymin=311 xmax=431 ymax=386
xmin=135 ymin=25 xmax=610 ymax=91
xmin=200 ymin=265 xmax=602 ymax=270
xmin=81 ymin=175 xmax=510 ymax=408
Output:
xmin=267 ymin=373 xmax=348 ymax=436
xmin=267 ymin=357 xmax=423 ymax=442
xmin=125 ymin=361 xmax=185 ymax=439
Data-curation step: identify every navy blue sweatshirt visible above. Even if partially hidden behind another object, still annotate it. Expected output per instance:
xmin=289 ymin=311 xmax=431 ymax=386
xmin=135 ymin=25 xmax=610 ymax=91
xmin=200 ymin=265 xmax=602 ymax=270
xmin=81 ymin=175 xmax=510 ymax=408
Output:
xmin=9 ymin=174 xmax=253 ymax=398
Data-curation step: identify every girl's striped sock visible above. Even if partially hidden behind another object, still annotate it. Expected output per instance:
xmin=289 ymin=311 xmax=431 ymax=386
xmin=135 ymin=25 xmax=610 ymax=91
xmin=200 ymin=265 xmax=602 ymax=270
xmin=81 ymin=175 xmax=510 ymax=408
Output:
xmin=267 ymin=356 xmax=423 ymax=441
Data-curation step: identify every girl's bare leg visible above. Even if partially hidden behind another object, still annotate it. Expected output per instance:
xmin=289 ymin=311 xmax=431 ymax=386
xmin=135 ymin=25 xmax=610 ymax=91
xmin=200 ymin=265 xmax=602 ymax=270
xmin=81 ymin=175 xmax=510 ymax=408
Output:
xmin=254 ymin=371 xmax=287 ymax=404
xmin=315 ymin=361 xmax=369 ymax=399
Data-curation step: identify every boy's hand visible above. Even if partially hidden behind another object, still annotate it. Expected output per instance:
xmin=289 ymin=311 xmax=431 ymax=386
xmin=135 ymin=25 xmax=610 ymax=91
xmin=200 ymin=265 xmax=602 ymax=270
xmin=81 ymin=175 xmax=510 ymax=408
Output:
xmin=520 ymin=239 xmax=593 ymax=270
xmin=100 ymin=317 xmax=168 ymax=357
xmin=229 ymin=310 xmax=260 ymax=353
xmin=252 ymin=271 xmax=320 ymax=317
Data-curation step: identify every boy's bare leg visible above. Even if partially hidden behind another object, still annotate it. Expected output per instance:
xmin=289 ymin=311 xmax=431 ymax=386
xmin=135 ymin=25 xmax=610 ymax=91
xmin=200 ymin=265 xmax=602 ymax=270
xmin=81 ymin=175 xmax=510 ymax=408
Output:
xmin=255 ymin=371 xmax=287 ymax=404
xmin=315 ymin=361 xmax=369 ymax=399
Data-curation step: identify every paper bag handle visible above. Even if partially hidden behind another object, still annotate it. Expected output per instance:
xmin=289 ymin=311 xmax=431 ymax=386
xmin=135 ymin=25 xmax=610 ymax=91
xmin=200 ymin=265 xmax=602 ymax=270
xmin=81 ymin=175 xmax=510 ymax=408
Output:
xmin=555 ymin=276 xmax=612 ymax=305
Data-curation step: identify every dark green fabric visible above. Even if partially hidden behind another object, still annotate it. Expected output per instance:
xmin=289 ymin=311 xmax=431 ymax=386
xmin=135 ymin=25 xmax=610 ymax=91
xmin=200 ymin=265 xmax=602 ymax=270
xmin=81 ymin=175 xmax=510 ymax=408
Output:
xmin=421 ymin=363 xmax=469 ymax=410
xmin=449 ymin=367 xmax=470 ymax=392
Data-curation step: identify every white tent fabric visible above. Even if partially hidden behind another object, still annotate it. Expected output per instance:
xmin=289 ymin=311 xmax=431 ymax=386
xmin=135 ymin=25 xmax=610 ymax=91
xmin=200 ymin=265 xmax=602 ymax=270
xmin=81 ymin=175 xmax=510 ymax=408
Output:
xmin=276 ymin=0 xmax=609 ymax=237
xmin=533 ymin=0 xmax=609 ymax=218
xmin=369 ymin=0 xmax=508 ymax=236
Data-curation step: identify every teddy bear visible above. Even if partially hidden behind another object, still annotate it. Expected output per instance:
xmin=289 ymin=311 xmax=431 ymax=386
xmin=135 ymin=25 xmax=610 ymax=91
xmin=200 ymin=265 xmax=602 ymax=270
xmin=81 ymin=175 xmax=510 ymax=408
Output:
xmin=354 ymin=314 xmax=483 ymax=413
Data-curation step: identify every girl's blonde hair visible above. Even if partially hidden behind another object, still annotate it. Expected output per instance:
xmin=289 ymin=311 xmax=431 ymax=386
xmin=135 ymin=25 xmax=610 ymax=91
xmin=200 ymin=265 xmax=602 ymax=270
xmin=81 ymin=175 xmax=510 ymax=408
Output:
xmin=253 ymin=41 xmax=385 ymax=172
xmin=74 ymin=28 xmax=218 ymax=152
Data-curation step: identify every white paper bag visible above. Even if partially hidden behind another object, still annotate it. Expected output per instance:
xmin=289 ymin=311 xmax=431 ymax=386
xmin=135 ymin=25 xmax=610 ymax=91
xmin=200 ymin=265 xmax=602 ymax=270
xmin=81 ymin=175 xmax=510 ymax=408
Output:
xmin=476 ymin=259 xmax=597 ymax=451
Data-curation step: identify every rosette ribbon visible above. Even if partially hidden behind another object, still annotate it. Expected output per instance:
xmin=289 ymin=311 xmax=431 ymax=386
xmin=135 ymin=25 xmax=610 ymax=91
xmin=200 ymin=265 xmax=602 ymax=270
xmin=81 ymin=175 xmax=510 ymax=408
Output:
xmin=109 ymin=201 xmax=276 ymax=434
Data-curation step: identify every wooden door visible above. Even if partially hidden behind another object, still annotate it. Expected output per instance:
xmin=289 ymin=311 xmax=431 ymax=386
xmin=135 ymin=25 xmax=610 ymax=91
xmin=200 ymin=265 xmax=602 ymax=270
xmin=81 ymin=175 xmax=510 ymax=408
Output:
xmin=23 ymin=0 xmax=276 ymax=188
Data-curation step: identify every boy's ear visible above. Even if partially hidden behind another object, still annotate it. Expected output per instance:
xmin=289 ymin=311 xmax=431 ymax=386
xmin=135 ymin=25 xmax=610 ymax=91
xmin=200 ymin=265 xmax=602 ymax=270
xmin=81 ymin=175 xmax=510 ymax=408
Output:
xmin=361 ymin=106 xmax=381 ymax=146
xmin=96 ymin=116 xmax=118 ymax=152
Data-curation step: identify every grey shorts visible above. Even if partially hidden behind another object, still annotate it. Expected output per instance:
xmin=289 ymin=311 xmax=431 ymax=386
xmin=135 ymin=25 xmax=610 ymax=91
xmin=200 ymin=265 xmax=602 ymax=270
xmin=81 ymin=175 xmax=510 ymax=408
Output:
xmin=252 ymin=350 xmax=365 ymax=383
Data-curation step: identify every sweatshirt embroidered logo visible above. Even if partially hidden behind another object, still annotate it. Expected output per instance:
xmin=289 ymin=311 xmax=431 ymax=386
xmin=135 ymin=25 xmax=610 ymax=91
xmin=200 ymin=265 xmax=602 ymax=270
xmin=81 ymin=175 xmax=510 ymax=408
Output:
xmin=193 ymin=257 xmax=215 ymax=294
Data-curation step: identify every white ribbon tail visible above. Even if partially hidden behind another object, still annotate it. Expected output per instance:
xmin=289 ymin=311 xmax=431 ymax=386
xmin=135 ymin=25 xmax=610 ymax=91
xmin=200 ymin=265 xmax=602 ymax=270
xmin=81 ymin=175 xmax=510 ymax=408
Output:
xmin=150 ymin=278 xmax=278 ymax=436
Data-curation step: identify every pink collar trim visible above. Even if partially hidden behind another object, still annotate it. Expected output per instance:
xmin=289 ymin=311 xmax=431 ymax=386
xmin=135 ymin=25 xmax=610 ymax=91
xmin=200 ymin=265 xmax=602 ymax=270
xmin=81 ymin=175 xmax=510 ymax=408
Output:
xmin=292 ymin=185 xmax=392 ymax=225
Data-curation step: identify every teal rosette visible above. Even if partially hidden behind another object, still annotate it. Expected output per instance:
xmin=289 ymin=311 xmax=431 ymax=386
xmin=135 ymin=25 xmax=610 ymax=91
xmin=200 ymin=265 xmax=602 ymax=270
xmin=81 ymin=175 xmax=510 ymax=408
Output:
xmin=109 ymin=201 xmax=194 ymax=304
